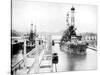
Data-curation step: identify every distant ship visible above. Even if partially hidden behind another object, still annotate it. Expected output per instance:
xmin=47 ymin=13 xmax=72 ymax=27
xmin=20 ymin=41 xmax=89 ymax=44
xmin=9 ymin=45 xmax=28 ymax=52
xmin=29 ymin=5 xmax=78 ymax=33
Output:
xmin=60 ymin=6 xmax=88 ymax=55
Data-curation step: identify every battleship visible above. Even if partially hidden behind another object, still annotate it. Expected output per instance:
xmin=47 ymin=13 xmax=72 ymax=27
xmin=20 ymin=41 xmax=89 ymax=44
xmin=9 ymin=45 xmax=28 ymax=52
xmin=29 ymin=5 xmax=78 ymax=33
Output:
xmin=60 ymin=6 xmax=88 ymax=55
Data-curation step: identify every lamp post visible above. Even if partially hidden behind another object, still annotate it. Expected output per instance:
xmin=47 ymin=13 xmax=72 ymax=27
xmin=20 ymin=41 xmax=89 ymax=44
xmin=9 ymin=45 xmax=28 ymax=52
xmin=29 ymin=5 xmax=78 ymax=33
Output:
xmin=34 ymin=38 xmax=39 ymax=73
xmin=23 ymin=38 xmax=27 ymax=69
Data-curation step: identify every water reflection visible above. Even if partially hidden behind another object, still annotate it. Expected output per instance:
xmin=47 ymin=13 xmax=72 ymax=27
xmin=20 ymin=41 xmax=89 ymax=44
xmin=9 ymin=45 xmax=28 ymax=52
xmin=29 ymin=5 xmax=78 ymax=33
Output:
xmin=53 ymin=43 xmax=97 ymax=72
xmin=66 ymin=53 xmax=86 ymax=71
xmin=12 ymin=50 xmax=23 ymax=66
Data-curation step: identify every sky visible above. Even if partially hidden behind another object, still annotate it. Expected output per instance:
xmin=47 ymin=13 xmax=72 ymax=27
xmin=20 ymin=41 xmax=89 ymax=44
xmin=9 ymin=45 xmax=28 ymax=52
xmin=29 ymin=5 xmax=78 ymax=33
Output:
xmin=12 ymin=0 xmax=97 ymax=33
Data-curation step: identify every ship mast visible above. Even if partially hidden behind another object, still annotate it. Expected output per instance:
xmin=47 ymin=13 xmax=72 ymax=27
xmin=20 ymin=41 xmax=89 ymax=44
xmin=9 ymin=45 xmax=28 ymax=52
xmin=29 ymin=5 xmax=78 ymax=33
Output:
xmin=34 ymin=25 xmax=36 ymax=34
xmin=29 ymin=23 xmax=34 ymax=42
xmin=30 ymin=23 xmax=33 ymax=34
xmin=71 ymin=6 xmax=75 ymax=26
xmin=66 ymin=12 xmax=70 ymax=27
xmin=29 ymin=23 xmax=37 ymax=45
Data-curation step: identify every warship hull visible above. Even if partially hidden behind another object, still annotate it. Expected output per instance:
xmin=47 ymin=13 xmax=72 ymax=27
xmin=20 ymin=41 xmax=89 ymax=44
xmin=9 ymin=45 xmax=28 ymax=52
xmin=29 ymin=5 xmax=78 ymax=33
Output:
xmin=60 ymin=42 xmax=88 ymax=55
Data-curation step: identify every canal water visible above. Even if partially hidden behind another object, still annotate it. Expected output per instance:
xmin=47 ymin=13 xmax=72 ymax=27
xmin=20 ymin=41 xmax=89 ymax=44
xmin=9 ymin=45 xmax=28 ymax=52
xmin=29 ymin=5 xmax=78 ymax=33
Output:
xmin=52 ymin=43 xmax=97 ymax=72
xmin=11 ymin=41 xmax=97 ymax=73
xmin=12 ymin=50 xmax=23 ymax=67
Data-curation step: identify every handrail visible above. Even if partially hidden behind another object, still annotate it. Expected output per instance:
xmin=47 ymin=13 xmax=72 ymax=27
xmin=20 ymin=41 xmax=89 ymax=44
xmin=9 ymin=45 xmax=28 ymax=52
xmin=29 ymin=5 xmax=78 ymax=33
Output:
xmin=12 ymin=47 xmax=36 ymax=71
xmin=12 ymin=59 xmax=24 ymax=71
xmin=26 ymin=48 xmax=35 ymax=56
